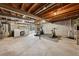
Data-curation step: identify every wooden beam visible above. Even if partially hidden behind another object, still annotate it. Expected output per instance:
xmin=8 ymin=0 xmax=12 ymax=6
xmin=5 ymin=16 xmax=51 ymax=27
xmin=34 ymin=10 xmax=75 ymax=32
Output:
xmin=28 ymin=3 xmax=39 ymax=13
xmin=0 ymin=9 xmax=10 ymax=15
xmin=11 ymin=3 xmax=18 ymax=8
xmin=20 ymin=3 xmax=25 ymax=10
xmin=41 ymin=4 xmax=69 ymax=17
xmin=48 ymin=9 xmax=79 ymax=22
xmin=33 ymin=3 xmax=48 ymax=14
xmin=38 ymin=3 xmax=61 ymax=16
xmin=43 ymin=4 xmax=79 ymax=19
xmin=0 ymin=4 xmax=46 ymax=21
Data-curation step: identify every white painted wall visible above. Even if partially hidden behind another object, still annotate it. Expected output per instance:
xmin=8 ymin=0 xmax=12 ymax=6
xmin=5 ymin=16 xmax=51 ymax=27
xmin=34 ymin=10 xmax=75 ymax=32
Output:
xmin=42 ymin=20 xmax=74 ymax=37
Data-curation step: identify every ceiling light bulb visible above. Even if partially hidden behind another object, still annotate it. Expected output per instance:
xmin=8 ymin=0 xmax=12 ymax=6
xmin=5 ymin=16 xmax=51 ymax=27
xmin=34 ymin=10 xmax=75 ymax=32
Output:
xmin=23 ymin=15 xmax=26 ymax=18
xmin=54 ymin=12 xmax=57 ymax=15
xmin=41 ymin=20 xmax=46 ymax=23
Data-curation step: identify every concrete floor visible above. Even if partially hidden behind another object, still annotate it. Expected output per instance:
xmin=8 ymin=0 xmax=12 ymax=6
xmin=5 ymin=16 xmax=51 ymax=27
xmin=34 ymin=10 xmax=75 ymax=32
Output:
xmin=0 ymin=33 xmax=79 ymax=56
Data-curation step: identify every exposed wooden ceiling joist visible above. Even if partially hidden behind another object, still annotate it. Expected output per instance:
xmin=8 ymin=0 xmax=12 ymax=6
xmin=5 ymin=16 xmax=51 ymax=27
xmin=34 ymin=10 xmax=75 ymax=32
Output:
xmin=33 ymin=3 xmax=49 ymax=15
xmin=39 ymin=3 xmax=69 ymax=17
xmin=11 ymin=3 xmax=18 ymax=9
xmin=28 ymin=3 xmax=39 ymax=13
xmin=10 ymin=3 xmax=22 ymax=9
xmin=0 ymin=3 xmax=47 ymax=21
xmin=20 ymin=3 xmax=34 ymax=11
xmin=37 ymin=4 xmax=62 ymax=16
xmin=49 ymin=8 xmax=79 ymax=22
xmin=32 ymin=3 xmax=47 ymax=14
xmin=35 ymin=3 xmax=56 ymax=16
xmin=24 ymin=3 xmax=34 ymax=11
xmin=42 ymin=4 xmax=69 ymax=17
xmin=42 ymin=4 xmax=79 ymax=19
xmin=0 ymin=3 xmax=79 ymax=23
xmin=20 ymin=3 xmax=25 ymax=10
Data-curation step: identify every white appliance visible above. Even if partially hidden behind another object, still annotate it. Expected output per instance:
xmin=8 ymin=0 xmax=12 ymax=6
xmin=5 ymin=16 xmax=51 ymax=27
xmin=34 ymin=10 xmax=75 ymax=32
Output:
xmin=14 ymin=29 xmax=29 ymax=37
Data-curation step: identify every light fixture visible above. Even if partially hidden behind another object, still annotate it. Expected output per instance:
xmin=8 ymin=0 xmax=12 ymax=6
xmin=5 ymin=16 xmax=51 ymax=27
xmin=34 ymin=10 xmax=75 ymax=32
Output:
xmin=53 ymin=12 xmax=57 ymax=15
xmin=41 ymin=20 xmax=46 ymax=23
xmin=22 ymin=15 xmax=26 ymax=18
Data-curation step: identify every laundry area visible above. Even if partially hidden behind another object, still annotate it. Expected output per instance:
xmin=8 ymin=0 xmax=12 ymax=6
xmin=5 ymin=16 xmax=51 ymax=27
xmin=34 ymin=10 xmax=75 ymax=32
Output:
xmin=0 ymin=3 xmax=79 ymax=56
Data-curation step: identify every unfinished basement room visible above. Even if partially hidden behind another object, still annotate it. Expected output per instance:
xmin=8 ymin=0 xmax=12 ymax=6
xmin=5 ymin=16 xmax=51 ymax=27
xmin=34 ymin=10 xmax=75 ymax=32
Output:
xmin=0 ymin=3 xmax=79 ymax=56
